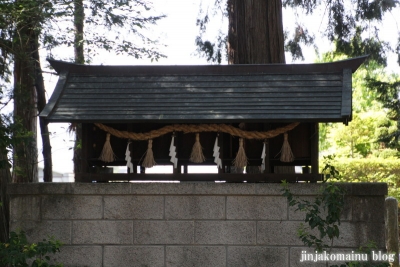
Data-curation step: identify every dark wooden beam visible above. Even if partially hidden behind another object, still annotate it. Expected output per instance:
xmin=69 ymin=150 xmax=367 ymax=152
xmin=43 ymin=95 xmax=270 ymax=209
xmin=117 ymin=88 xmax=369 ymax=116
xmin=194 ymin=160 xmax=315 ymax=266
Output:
xmin=311 ymin=123 xmax=319 ymax=176
xmin=75 ymin=173 xmax=323 ymax=183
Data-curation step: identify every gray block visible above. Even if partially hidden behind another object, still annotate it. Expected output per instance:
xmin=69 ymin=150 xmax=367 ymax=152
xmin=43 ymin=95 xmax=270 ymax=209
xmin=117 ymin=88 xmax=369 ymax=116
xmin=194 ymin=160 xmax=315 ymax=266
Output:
xmin=352 ymin=196 xmax=385 ymax=222
xmin=166 ymin=246 xmax=226 ymax=267
xmin=104 ymin=246 xmax=164 ymax=267
xmin=134 ymin=221 xmax=194 ymax=244
xmin=10 ymin=196 xmax=40 ymax=221
xmin=38 ymin=183 xmax=74 ymax=194
xmin=257 ymin=221 xmax=304 ymax=246
xmin=51 ymin=245 xmax=103 ymax=267
xmin=333 ymin=222 xmax=386 ymax=248
xmin=195 ymin=221 xmax=256 ymax=244
xmin=263 ymin=183 xmax=322 ymax=196
xmin=288 ymin=195 xmax=352 ymax=221
xmin=255 ymin=183 xmax=288 ymax=195
xmin=227 ymin=196 xmax=287 ymax=220
xmin=104 ymin=196 xmax=163 ymax=219
xmin=276 ymin=183 xmax=352 ymax=196
xmin=73 ymin=221 xmax=133 ymax=244
xmin=165 ymin=196 xmax=225 ymax=219
xmin=351 ymin=183 xmax=388 ymax=196
xmin=42 ymin=196 xmax=102 ymax=219
xmin=73 ymin=183 xmax=130 ymax=194
xmin=10 ymin=220 xmax=71 ymax=244
xmin=7 ymin=183 xmax=41 ymax=195
xmin=130 ymin=182 xmax=195 ymax=194
xmin=194 ymin=183 xmax=255 ymax=195
xmin=227 ymin=246 xmax=288 ymax=267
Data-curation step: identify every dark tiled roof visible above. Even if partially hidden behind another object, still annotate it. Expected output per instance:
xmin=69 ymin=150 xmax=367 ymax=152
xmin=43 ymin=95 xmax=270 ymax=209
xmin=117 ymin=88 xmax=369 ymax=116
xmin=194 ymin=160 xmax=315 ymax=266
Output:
xmin=40 ymin=56 xmax=366 ymax=123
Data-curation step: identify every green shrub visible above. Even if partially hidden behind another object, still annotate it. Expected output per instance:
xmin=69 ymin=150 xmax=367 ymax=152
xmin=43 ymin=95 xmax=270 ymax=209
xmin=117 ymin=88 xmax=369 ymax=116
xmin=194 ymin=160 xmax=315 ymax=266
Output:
xmin=320 ymin=157 xmax=400 ymax=201
xmin=372 ymin=149 xmax=400 ymax=159
xmin=0 ymin=230 xmax=63 ymax=267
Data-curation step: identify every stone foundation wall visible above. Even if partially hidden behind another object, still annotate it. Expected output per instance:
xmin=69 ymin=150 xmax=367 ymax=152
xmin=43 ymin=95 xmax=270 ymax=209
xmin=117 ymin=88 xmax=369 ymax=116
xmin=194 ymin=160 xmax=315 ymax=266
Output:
xmin=8 ymin=182 xmax=387 ymax=267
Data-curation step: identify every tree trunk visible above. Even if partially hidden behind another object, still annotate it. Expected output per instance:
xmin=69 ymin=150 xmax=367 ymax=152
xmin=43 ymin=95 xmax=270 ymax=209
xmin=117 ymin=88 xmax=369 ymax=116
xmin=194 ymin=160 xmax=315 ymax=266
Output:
xmin=73 ymin=0 xmax=84 ymax=180
xmin=12 ymin=0 xmax=43 ymax=183
xmin=227 ymin=0 xmax=285 ymax=64
xmin=227 ymin=0 xmax=286 ymax=174
xmin=0 ymin=136 xmax=11 ymax=243
xmin=13 ymin=51 xmax=38 ymax=183
xmin=74 ymin=0 xmax=84 ymax=65
xmin=31 ymin=33 xmax=53 ymax=182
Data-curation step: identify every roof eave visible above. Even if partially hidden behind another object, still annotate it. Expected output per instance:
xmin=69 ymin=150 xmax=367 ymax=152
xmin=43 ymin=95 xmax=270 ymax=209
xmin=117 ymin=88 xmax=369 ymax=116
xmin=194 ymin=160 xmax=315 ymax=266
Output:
xmin=48 ymin=55 xmax=368 ymax=75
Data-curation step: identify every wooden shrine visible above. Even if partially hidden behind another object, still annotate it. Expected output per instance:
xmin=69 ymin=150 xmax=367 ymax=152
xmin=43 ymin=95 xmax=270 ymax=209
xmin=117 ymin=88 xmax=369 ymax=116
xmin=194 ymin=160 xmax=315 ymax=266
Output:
xmin=40 ymin=56 xmax=366 ymax=182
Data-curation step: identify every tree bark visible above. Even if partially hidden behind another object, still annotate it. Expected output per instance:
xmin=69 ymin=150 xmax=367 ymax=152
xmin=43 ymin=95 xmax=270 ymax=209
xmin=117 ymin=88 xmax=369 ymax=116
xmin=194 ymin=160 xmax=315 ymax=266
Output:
xmin=227 ymin=0 xmax=286 ymax=174
xmin=227 ymin=0 xmax=285 ymax=64
xmin=73 ymin=0 xmax=84 ymax=180
xmin=12 ymin=0 xmax=43 ymax=183
xmin=74 ymin=0 xmax=84 ymax=65
xmin=13 ymin=49 xmax=38 ymax=183
xmin=0 ymin=135 xmax=11 ymax=243
xmin=31 ymin=34 xmax=53 ymax=182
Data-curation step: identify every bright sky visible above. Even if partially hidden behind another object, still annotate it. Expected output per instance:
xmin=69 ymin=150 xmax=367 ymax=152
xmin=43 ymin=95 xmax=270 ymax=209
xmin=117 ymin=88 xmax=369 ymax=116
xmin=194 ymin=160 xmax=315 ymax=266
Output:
xmin=38 ymin=0 xmax=400 ymax=174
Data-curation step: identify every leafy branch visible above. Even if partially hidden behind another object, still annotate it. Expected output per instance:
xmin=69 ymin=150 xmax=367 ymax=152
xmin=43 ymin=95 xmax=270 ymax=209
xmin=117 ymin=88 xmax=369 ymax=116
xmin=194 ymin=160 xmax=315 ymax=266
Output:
xmin=0 ymin=230 xmax=63 ymax=267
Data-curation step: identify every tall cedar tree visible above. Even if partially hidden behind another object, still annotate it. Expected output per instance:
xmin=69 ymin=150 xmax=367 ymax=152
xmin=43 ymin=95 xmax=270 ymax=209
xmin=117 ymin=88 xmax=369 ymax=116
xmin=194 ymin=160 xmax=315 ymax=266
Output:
xmin=0 ymin=0 xmax=54 ymax=183
xmin=72 ymin=0 xmax=84 ymax=177
xmin=12 ymin=0 xmax=51 ymax=183
xmin=227 ymin=0 xmax=285 ymax=64
xmin=197 ymin=0 xmax=399 ymax=66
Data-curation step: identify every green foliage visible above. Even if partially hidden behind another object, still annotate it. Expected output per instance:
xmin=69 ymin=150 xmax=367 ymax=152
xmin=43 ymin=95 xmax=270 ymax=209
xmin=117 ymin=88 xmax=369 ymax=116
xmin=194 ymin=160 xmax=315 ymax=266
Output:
xmin=327 ymin=112 xmax=396 ymax=158
xmin=366 ymin=76 xmax=400 ymax=121
xmin=0 ymin=115 xmax=33 ymax=171
xmin=0 ymin=0 xmax=166 ymax=66
xmin=290 ymin=0 xmax=397 ymax=66
xmin=320 ymin=157 xmax=400 ymax=200
xmin=319 ymin=122 xmax=333 ymax=152
xmin=321 ymin=155 xmax=341 ymax=180
xmin=284 ymin=158 xmax=391 ymax=267
xmin=195 ymin=0 xmax=227 ymax=64
xmin=318 ymin=53 xmax=400 ymax=155
xmin=281 ymin=177 xmax=345 ymax=252
xmin=0 ymin=231 xmax=63 ymax=267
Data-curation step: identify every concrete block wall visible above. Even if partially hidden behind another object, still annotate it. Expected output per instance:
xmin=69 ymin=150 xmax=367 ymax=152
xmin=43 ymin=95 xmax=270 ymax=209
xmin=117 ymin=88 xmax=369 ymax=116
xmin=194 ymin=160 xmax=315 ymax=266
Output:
xmin=8 ymin=182 xmax=387 ymax=267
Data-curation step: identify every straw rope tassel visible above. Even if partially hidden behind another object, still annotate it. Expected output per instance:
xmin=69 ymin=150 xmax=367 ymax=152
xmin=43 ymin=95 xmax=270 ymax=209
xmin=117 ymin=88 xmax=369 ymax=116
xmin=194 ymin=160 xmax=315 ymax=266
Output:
xmin=280 ymin=133 xmax=295 ymax=162
xmin=99 ymin=133 xmax=116 ymax=162
xmin=142 ymin=140 xmax=156 ymax=168
xmin=233 ymin=138 xmax=248 ymax=169
xmin=190 ymin=133 xmax=205 ymax=163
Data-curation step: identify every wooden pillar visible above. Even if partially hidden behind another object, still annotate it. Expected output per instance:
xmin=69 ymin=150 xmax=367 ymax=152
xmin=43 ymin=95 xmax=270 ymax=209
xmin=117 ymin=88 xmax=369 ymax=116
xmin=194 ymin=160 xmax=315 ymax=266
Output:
xmin=173 ymin=164 xmax=181 ymax=174
xmin=263 ymin=140 xmax=270 ymax=174
xmin=173 ymin=134 xmax=181 ymax=174
xmin=263 ymin=123 xmax=271 ymax=174
xmin=75 ymin=123 xmax=89 ymax=182
xmin=311 ymin=123 xmax=319 ymax=175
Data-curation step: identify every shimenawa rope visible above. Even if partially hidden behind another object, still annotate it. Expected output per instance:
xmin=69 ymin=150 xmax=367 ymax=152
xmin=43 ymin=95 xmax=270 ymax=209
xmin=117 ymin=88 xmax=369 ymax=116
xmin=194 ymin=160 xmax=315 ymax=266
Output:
xmin=94 ymin=122 xmax=299 ymax=141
